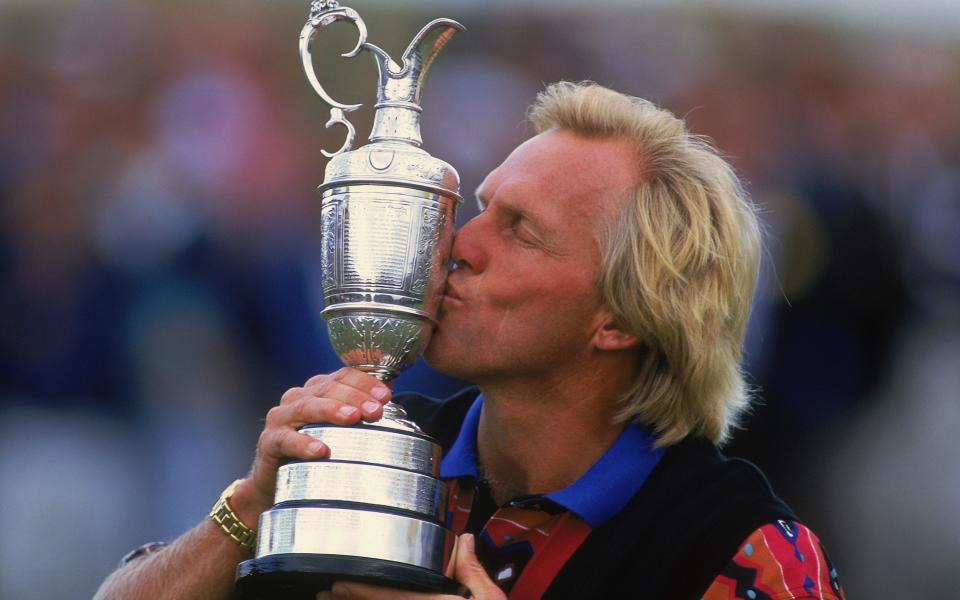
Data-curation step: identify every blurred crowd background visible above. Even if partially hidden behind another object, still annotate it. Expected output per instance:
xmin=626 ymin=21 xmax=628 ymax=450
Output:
xmin=1 ymin=0 xmax=957 ymax=598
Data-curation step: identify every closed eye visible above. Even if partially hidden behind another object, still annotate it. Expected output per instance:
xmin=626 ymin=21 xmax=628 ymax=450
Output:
xmin=506 ymin=214 xmax=541 ymax=247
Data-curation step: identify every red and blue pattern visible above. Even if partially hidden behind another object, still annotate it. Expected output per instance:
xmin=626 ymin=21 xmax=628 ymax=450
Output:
xmin=702 ymin=520 xmax=845 ymax=599
xmin=446 ymin=479 xmax=591 ymax=599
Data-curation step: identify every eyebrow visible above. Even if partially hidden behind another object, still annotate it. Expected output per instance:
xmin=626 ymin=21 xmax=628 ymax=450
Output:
xmin=475 ymin=186 xmax=550 ymax=235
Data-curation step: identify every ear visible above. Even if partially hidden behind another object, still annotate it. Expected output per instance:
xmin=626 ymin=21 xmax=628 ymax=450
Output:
xmin=591 ymin=310 xmax=640 ymax=352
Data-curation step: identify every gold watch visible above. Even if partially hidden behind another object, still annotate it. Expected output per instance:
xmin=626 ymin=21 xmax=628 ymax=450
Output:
xmin=209 ymin=479 xmax=257 ymax=550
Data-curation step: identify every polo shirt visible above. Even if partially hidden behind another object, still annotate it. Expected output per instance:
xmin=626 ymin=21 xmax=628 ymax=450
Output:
xmin=398 ymin=388 xmax=846 ymax=600
xmin=437 ymin=393 xmax=664 ymax=596
xmin=439 ymin=393 xmax=665 ymax=528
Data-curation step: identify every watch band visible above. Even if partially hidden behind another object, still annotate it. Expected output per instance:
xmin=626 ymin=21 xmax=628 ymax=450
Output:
xmin=209 ymin=479 xmax=257 ymax=550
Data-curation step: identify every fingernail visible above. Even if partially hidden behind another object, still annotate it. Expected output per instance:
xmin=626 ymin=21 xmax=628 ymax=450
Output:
xmin=308 ymin=441 xmax=325 ymax=455
xmin=338 ymin=405 xmax=358 ymax=418
xmin=463 ymin=533 xmax=475 ymax=553
xmin=371 ymin=386 xmax=388 ymax=400
xmin=362 ymin=400 xmax=380 ymax=414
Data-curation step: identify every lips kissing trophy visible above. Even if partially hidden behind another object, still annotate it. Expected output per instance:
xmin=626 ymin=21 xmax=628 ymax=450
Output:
xmin=235 ymin=2 xmax=464 ymax=597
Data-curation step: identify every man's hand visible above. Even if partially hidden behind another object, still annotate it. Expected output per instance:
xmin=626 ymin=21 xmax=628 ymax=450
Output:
xmin=230 ymin=368 xmax=392 ymax=527
xmin=316 ymin=534 xmax=506 ymax=600
xmin=93 ymin=368 xmax=392 ymax=600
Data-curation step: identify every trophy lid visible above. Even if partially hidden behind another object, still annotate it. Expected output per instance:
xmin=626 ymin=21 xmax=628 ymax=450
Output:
xmin=319 ymin=143 xmax=461 ymax=203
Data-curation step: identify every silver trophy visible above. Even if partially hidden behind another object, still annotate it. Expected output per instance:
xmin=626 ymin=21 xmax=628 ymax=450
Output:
xmin=236 ymin=1 xmax=463 ymax=597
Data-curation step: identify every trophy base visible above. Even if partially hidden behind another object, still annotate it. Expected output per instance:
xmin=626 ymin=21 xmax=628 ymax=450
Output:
xmin=235 ymin=554 xmax=463 ymax=599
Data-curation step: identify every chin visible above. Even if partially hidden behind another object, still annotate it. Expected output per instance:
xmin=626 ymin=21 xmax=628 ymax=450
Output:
xmin=422 ymin=342 xmax=450 ymax=372
xmin=423 ymin=342 xmax=469 ymax=381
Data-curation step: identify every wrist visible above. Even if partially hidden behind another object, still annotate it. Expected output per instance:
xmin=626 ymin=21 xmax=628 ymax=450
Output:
xmin=209 ymin=479 xmax=259 ymax=551
xmin=227 ymin=477 xmax=268 ymax=532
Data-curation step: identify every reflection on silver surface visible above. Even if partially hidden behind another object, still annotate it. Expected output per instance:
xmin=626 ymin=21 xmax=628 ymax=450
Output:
xmin=275 ymin=462 xmax=445 ymax=519
xmin=298 ymin=426 xmax=441 ymax=475
xmin=320 ymin=186 xmax=455 ymax=308
xmin=258 ymin=507 xmax=452 ymax=569
xmin=319 ymin=181 xmax=457 ymax=382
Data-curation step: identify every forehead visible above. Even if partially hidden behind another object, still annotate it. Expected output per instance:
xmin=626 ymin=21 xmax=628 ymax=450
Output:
xmin=477 ymin=130 xmax=639 ymax=224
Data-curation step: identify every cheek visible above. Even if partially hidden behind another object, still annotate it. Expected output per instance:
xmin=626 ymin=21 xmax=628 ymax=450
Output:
xmin=478 ymin=265 xmax=558 ymax=308
xmin=488 ymin=262 xmax=598 ymax=310
xmin=487 ymin=283 xmax=602 ymax=344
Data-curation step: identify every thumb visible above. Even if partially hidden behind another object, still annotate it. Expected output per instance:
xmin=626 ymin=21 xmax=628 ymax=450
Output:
xmin=453 ymin=534 xmax=506 ymax=600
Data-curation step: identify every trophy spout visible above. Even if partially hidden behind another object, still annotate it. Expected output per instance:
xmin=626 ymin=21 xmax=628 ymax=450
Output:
xmin=401 ymin=19 xmax=465 ymax=106
xmin=367 ymin=19 xmax=464 ymax=146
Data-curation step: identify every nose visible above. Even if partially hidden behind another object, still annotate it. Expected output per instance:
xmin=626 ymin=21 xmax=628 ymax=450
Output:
xmin=450 ymin=213 xmax=487 ymax=274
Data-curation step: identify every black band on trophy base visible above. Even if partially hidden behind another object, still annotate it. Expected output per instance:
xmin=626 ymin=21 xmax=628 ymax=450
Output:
xmin=236 ymin=554 xmax=464 ymax=599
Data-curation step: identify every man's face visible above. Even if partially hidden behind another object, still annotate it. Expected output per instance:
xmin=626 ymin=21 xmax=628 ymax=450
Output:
xmin=424 ymin=129 xmax=639 ymax=384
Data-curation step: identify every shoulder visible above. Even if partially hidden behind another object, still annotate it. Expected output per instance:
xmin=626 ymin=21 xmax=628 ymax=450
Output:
xmin=656 ymin=437 xmax=783 ymax=501
xmin=702 ymin=520 xmax=846 ymax=600
xmin=549 ymin=437 xmax=798 ymax=599
xmin=637 ymin=439 xmax=799 ymax=592
xmin=630 ymin=437 xmax=796 ymax=537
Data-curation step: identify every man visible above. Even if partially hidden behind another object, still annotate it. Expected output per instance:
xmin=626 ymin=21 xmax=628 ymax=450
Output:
xmin=97 ymin=82 xmax=844 ymax=599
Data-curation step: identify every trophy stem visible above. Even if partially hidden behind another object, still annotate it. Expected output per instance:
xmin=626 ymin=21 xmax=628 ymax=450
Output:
xmin=382 ymin=401 xmax=404 ymax=419
xmin=379 ymin=400 xmax=425 ymax=434
xmin=365 ymin=372 xmax=415 ymax=427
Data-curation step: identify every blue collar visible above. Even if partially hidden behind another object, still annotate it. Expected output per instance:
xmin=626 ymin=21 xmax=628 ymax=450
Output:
xmin=439 ymin=394 xmax=665 ymax=528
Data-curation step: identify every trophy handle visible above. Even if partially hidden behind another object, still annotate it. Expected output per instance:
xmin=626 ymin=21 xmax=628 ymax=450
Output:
xmin=299 ymin=3 xmax=369 ymax=157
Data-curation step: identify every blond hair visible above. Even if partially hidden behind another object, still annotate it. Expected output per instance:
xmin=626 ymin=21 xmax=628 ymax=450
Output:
xmin=529 ymin=82 xmax=761 ymax=446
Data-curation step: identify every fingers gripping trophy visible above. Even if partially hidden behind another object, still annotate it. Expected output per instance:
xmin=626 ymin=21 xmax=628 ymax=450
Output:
xmin=235 ymin=1 xmax=464 ymax=597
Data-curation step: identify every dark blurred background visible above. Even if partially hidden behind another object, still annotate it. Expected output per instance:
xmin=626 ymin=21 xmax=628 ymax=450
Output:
xmin=1 ymin=1 xmax=957 ymax=598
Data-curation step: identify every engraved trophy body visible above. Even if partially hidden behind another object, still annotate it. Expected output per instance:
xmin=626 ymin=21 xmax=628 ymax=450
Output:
xmin=235 ymin=2 xmax=463 ymax=597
